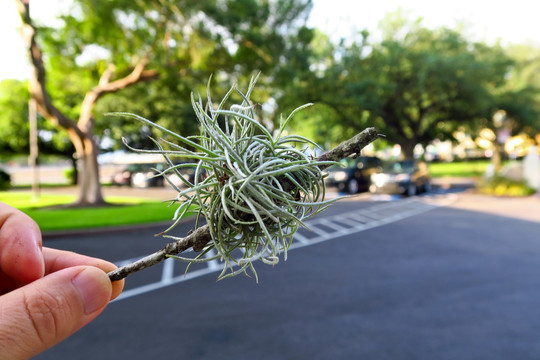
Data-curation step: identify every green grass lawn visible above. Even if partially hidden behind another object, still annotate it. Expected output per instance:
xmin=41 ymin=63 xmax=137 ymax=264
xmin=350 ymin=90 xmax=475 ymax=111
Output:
xmin=428 ymin=160 xmax=491 ymax=178
xmin=0 ymin=192 xmax=180 ymax=232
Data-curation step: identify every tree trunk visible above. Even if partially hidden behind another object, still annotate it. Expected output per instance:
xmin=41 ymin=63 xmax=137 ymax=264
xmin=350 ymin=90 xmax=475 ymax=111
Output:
xmin=400 ymin=140 xmax=417 ymax=160
xmin=491 ymin=142 xmax=503 ymax=173
xmin=16 ymin=0 xmax=105 ymax=205
xmin=16 ymin=0 xmax=157 ymax=206
xmin=78 ymin=139 xmax=104 ymax=204
xmin=67 ymin=129 xmax=104 ymax=204
xmin=69 ymin=156 xmax=78 ymax=185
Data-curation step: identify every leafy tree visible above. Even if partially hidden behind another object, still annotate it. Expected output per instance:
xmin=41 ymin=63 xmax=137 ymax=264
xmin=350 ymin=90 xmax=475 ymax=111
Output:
xmin=14 ymin=0 xmax=313 ymax=205
xmin=500 ymin=43 xmax=540 ymax=136
xmin=0 ymin=79 xmax=74 ymax=160
xmin=0 ymin=79 xmax=30 ymax=155
xmin=368 ymin=29 xmax=512 ymax=159
xmin=472 ymin=44 xmax=540 ymax=169
xmin=282 ymin=29 xmax=361 ymax=147
xmin=299 ymin=14 xmax=515 ymax=159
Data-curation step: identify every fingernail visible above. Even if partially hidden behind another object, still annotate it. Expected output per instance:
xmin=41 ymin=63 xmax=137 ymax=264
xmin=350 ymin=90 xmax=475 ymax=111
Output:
xmin=71 ymin=268 xmax=111 ymax=315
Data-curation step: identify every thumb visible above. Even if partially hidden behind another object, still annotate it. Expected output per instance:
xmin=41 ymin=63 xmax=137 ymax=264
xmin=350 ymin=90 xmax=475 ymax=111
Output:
xmin=0 ymin=266 xmax=113 ymax=360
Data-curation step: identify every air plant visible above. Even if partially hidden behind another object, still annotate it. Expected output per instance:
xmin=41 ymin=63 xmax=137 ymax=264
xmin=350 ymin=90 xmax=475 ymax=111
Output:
xmin=107 ymin=76 xmax=379 ymax=281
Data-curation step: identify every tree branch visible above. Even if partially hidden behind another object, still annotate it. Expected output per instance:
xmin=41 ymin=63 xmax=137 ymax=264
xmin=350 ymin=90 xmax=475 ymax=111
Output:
xmin=16 ymin=0 xmax=83 ymax=138
xmin=95 ymin=57 xmax=159 ymax=95
xmin=108 ymin=127 xmax=381 ymax=281
xmin=98 ymin=64 xmax=116 ymax=87
xmin=79 ymin=57 xmax=159 ymax=128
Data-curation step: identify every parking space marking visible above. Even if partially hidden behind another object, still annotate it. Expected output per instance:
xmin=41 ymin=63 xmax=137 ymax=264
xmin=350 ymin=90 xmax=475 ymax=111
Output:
xmin=161 ymin=258 xmax=175 ymax=284
xmin=205 ymin=249 xmax=221 ymax=270
xmin=316 ymin=218 xmax=349 ymax=233
xmin=292 ymin=232 xmax=310 ymax=244
xmin=113 ymin=193 xmax=457 ymax=301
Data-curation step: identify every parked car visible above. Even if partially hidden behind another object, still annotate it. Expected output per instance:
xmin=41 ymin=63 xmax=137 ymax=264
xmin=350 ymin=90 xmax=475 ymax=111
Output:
xmin=111 ymin=163 xmax=167 ymax=187
xmin=165 ymin=164 xmax=201 ymax=189
xmin=369 ymin=160 xmax=431 ymax=196
xmin=111 ymin=162 xmax=200 ymax=188
xmin=325 ymin=156 xmax=382 ymax=194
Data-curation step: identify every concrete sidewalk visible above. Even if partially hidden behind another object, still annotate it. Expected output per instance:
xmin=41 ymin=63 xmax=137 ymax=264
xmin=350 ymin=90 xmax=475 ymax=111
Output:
xmin=431 ymin=176 xmax=476 ymax=189
xmin=449 ymin=191 xmax=540 ymax=224
xmin=426 ymin=177 xmax=539 ymax=224
xmin=27 ymin=185 xmax=180 ymax=202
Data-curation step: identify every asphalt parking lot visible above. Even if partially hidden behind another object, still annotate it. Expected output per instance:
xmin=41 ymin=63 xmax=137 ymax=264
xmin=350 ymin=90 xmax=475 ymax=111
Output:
xmin=35 ymin=187 xmax=540 ymax=360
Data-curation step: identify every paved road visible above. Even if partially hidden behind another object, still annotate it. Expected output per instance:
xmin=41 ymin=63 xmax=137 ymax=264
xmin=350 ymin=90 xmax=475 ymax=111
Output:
xmin=36 ymin=191 xmax=540 ymax=360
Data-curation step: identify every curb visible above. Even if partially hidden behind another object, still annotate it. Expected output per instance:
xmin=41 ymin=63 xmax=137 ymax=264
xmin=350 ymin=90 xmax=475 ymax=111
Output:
xmin=42 ymin=219 xmax=186 ymax=240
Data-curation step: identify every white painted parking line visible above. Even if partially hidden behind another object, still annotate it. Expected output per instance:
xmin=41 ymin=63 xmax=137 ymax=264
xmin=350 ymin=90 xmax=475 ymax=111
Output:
xmin=292 ymin=232 xmax=310 ymax=244
xmin=205 ymin=249 xmax=221 ymax=271
xmin=344 ymin=213 xmax=377 ymax=223
xmin=304 ymin=224 xmax=332 ymax=237
xmin=161 ymin=258 xmax=175 ymax=284
xmin=332 ymin=216 xmax=366 ymax=228
xmin=114 ymin=265 xmax=218 ymax=301
xmin=315 ymin=218 xmax=349 ymax=232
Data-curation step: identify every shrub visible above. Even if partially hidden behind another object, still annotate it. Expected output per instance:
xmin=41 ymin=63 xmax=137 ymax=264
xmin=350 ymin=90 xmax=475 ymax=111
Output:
xmin=63 ymin=167 xmax=77 ymax=185
xmin=477 ymin=175 xmax=535 ymax=197
xmin=0 ymin=169 xmax=11 ymax=191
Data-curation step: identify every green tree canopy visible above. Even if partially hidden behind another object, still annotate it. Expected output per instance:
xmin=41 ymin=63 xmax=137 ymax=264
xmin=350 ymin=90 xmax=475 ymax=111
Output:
xmin=16 ymin=0 xmax=314 ymax=204
xmin=368 ymin=28 xmax=512 ymax=158
xmin=0 ymin=79 xmax=73 ymax=157
xmin=53 ymin=0 xmax=315 ymax=147
xmin=496 ymin=43 xmax=540 ymax=136
xmin=0 ymin=79 xmax=29 ymax=154
xmin=296 ymin=14 xmax=518 ymax=159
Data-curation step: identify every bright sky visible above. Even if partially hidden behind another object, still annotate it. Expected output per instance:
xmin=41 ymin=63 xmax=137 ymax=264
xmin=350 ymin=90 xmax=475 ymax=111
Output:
xmin=1 ymin=0 xmax=539 ymax=81
xmin=308 ymin=0 xmax=540 ymax=45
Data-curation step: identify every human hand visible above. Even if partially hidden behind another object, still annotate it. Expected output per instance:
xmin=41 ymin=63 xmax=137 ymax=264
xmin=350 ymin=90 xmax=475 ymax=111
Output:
xmin=0 ymin=202 xmax=124 ymax=359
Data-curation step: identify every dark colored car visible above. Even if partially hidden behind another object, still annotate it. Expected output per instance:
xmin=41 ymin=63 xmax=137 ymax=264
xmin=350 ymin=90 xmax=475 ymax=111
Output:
xmin=369 ymin=160 xmax=431 ymax=196
xmin=325 ymin=156 xmax=382 ymax=194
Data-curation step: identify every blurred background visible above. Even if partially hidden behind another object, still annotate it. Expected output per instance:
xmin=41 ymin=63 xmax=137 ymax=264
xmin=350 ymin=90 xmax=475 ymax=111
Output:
xmin=0 ymin=0 xmax=539 ymax=204
xmin=2 ymin=3 xmax=540 ymax=359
